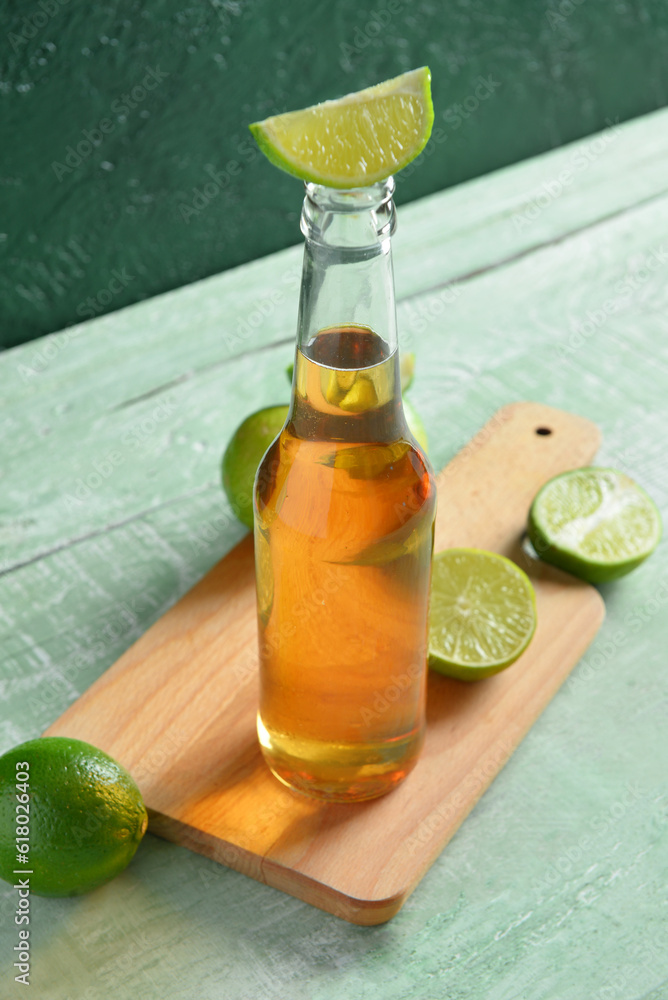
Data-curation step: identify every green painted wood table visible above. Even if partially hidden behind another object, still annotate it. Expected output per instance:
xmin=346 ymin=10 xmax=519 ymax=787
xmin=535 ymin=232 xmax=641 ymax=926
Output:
xmin=1 ymin=108 xmax=667 ymax=999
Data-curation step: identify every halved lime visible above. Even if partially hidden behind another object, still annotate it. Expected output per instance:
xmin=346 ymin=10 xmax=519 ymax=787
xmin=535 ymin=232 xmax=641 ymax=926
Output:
xmin=222 ymin=405 xmax=288 ymax=529
xmin=528 ymin=467 xmax=662 ymax=584
xmin=249 ymin=67 xmax=434 ymax=188
xmin=429 ymin=549 xmax=537 ymax=681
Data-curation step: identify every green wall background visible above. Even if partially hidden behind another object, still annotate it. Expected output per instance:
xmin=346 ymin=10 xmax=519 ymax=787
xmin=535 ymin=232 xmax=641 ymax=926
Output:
xmin=2 ymin=0 xmax=668 ymax=350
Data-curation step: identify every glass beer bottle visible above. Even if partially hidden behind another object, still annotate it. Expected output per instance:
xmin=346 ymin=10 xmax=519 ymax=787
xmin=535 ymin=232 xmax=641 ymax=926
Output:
xmin=254 ymin=177 xmax=436 ymax=802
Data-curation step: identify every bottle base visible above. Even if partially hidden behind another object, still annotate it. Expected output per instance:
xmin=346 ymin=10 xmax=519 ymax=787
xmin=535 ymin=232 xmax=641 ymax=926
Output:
xmin=257 ymin=713 xmax=424 ymax=803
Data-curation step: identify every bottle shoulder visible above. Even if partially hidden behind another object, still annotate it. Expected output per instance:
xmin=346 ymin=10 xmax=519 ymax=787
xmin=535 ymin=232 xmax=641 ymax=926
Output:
xmin=255 ymin=426 xmax=435 ymax=521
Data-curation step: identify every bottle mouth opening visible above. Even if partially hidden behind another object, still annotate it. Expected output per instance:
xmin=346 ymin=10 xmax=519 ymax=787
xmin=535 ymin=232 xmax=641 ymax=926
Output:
xmin=304 ymin=176 xmax=395 ymax=213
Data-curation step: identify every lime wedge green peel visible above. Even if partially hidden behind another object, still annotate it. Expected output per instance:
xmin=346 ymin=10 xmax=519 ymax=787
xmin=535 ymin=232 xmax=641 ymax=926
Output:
xmin=249 ymin=67 xmax=434 ymax=188
xmin=429 ymin=549 xmax=537 ymax=681
xmin=528 ymin=467 xmax=662 ymax=584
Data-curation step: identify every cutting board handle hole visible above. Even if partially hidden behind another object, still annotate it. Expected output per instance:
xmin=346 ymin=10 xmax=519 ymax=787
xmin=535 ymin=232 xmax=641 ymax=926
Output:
xmin=535 ymin=426 xmax=553 ymax=436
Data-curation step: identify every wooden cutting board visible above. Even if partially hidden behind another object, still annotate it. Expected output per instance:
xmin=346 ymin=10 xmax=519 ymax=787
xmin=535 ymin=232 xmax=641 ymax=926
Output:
xmin=45 ymin=402 xmax=605 ymax=924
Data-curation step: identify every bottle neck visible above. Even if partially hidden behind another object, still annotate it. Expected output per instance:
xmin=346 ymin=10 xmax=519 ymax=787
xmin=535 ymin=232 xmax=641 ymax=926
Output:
xmin=296 ymin=178 xmax=398 ymax=360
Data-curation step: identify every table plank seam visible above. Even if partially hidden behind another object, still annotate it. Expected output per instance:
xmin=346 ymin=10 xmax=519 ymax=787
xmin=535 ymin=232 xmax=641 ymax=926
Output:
xmin=108 ymin=335 xmax=295 ymax=413
xmin=4 ymin=173 xmax=666 ymax=577
xmin=398 ymin=183 xmax=668 ymax=305
xmin=0 ymin=482 xmax=221 ymax=580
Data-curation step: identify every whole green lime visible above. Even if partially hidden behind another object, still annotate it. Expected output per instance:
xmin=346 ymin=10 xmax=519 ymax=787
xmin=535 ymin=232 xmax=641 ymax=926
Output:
xmin=221 ymin=386 xmax=428 ymax=530
xmin=0 ymin=737 xmax=148 ymax=897
xmin=221 ymin=405 xmax=288 ymax=529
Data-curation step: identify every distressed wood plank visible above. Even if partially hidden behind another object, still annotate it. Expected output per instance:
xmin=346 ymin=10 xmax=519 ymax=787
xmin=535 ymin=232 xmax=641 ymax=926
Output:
xmin=0 ymin=108 xmax=667 ymax=999
xmin=2 ymin=170 xmax=668 ymax=572
xmin=2 ymin=106 xmax=668 ymax=419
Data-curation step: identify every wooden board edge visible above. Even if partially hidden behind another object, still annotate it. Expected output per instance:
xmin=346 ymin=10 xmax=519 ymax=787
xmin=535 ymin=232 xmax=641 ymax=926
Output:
xmin=259 ymin=857 xmax=407 ymax=926
xmin=146 ymin=581 xmax=606 ymax=924
xmin=366 ymin=582 xmax=607 ymax=906
xmin=37 ymin=402 xmax=609 ymax=923
xmin=147 ymin=809 xmax=406 ymax=926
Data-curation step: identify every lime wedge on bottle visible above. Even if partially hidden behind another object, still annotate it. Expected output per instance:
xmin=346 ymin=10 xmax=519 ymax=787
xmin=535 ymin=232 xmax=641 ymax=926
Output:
xmin=249 ymin=67 xmax=434 ymax=188
xmin=429 ymin=549 xmax=537 ymax=681
xmin=528 ymin=467 xmax=662 ymax=584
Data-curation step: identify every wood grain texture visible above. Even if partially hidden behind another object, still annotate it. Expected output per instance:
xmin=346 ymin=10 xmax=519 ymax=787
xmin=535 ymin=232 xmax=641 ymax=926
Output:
xmin=4 ymin=111 xmax=668 ymax=575
xmin=45 ymin=402 xmax=604 ymax=924
xmin=2 ymin=109 xmax=667 ymax=999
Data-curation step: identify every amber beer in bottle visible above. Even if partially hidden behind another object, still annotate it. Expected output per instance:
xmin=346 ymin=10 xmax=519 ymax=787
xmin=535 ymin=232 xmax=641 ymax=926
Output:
xmin=254 ymin=178 xmax=436 ymax=801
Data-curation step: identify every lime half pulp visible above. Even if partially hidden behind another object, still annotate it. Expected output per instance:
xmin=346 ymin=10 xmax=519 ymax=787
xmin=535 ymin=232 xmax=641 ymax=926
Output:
xmin=528 ymin=467 xmax=661 ymax=584
xmin=429 ymin=548 xmax=537 ymax=681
